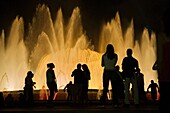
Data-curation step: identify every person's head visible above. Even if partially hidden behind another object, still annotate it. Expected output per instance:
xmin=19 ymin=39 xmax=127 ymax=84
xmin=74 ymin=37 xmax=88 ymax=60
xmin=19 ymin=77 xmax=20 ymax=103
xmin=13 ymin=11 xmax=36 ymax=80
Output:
xmin=105 ymin=44 xmax=116 ymax=60
xmin=126 ymin=48 xmax=133 ymax=57
xmin=27 ymin=71 xmax=34 ymax=78
xmin=77 ymin=63 xmax=81 ymax=69
xmin=106 ymin=44 xmax=114 ymax=54
xmin=47 ymin=63 xmax=55 ymax=69
xmin=82 ymin=64 xmax=88 ymax=70
xmin=151 ymin=80 xmax=154 ymax=83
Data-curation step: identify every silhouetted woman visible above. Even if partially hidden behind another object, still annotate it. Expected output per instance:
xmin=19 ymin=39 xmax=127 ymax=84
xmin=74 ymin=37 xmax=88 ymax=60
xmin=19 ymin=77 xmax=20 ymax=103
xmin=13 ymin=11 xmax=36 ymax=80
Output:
xmin=100 ymin=44 xmax=119 ymax=107
xmin=46 ymin=63 xmax=58 ymax=104
xmin=82 ymin=64 xmax=91 ymax=104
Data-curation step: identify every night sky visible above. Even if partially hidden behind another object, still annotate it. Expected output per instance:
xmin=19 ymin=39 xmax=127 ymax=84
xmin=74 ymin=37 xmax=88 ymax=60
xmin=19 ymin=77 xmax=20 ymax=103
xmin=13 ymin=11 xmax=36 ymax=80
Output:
xmin=0 ymin=0 xmax=170 ymax=44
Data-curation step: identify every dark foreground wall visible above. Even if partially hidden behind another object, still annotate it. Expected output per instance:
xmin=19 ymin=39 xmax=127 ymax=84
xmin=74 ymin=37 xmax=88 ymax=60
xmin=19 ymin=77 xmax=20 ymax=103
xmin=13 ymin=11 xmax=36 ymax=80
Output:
xmin=158 ymin=6 xmax=170 ymax=113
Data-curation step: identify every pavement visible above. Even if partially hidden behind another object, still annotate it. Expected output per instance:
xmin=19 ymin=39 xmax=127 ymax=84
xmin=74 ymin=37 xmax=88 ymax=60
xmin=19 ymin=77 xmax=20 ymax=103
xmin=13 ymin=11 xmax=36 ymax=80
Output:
xmin=0 ymin=100 xmax=159 ymax=113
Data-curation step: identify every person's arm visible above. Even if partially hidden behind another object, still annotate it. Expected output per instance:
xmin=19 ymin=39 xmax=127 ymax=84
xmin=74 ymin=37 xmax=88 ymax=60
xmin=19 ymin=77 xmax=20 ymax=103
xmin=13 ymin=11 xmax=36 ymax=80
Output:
xmin=114 ymin=54 xmax=118 ymax=66
xmin=122 ymin=58 xmax=126 ymax=71
xmin=63 ymin=84 xmax=67 ymax=92
xmin=101 ymin=55 xmax=105 ymax=67
xmin=88 ymin=71 xmax=91 ymax=80
xmin=85 ymin=71 xmax=91 ymax=80
xmin=135 ymin=59 xmax=139 ymax=71
xmin=147 ymin=85 xmax=151 ymax=92
xmin=71 ymin=70 xmax=75 ymax=77
xmin=30 ymin=78 xmax=36 ymax=88
xmin=52 ymin=70 xmax=56 ymax=80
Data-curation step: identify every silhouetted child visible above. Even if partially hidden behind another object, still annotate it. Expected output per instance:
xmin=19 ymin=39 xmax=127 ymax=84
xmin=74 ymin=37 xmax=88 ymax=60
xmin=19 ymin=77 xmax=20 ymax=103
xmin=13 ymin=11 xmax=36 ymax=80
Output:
xmin=147 ymin=80 xmax=159 ymax=103
xmin=64 ymin=81 xmax=74 ymax=103
xmin=0 ymin=92 xmax=4 ymax=108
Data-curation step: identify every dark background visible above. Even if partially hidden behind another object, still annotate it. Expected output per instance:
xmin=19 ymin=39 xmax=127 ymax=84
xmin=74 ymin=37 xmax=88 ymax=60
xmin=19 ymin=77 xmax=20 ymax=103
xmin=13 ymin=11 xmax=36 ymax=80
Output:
xmin=0 ymin=0 xmax=170 ymax=45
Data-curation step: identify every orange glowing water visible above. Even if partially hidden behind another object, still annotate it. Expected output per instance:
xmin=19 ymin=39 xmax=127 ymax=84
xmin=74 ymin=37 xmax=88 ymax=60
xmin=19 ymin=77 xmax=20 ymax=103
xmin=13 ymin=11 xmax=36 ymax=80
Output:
xmin=0 ymin=5 xmax=157 ymax=91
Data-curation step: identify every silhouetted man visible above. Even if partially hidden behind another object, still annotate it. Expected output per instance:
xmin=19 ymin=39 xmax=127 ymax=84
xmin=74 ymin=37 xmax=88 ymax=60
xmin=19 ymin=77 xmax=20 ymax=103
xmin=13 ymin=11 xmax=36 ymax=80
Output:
xmin=122 ymin=48 xmax=139 ymax=107
xmin=71 ymin=63 xmax=84 ymax=103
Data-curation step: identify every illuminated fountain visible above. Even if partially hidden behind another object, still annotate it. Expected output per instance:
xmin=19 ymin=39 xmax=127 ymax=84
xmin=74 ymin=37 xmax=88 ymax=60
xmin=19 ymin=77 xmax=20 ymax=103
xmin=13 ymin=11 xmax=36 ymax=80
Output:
xmin=0 ymin=4 xmax=157 ymax=91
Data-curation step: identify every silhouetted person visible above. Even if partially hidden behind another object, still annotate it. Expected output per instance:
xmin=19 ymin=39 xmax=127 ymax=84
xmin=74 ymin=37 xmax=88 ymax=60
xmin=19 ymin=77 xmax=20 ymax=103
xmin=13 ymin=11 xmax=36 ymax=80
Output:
xmin=115 ymin=65 xmax=125 ymax=102
xmin=147 ymin=80 xmax=159 ymax=103
xmin=64 ymin=81 xmax=74 ymax=103
xmin=46 ymin=63 xmax=58 ymax=106
xmin=24 ymin=71 xmax=36 ymax=106
xmin=136 ymin=68 xmax=146 ymax=103
xmin=4 ymin=94 xmax=14 ymax=107
xmin=0 ymin=92 xmax=4 ymax=108
xmin=100 ymin=44 xmax=119 ymax=107
xmin=122 ymin=48 xmax=139 ymax=107
xmin=71 ymin=63 xmax=84 ymax=104
xmin=82 ymin=64 xmax=91 ymax=104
